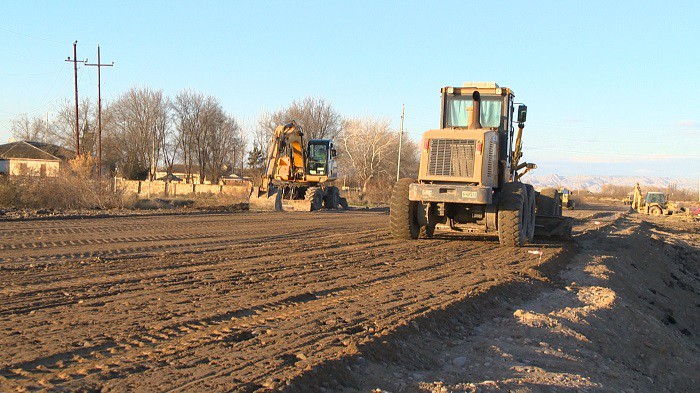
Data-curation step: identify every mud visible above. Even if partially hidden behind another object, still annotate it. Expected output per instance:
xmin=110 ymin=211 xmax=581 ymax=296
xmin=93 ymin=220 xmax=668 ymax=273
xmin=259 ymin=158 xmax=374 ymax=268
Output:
xmin=0 ymin=205 xmax=696 ymax=392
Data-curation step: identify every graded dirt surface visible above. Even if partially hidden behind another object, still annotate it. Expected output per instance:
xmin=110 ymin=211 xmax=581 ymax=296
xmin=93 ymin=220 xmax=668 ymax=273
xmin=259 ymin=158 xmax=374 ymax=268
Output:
xmin=0 ymin=205 xmax=697 ymax=392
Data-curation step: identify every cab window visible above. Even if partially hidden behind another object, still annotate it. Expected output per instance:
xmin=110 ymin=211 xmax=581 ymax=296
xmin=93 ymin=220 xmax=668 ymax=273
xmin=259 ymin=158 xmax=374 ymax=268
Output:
xmin=446 ymin=95 xmax=502 ymax=128
xmin=307 ymin=143 xmax=328 ymax=175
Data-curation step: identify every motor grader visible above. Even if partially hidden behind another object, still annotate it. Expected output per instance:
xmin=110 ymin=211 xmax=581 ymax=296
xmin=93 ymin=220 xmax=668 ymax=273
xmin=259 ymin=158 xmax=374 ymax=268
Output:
xmin=250 ymin=121 xmax=347 ymax=211
xmin=390 ymin=82 xmax=572 ymax=246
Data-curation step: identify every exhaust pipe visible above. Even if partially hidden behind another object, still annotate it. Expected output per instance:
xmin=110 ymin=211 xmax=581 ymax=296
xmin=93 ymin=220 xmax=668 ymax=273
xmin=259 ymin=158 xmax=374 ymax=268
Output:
xmin=468 ymin=91 xmax=481 ymax=130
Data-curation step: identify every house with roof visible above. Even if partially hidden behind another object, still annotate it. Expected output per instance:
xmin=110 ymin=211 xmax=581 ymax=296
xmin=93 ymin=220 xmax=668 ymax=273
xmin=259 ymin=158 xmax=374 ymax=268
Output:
xmin=155 ymin=164 xmax=204 ymax=184
xmin=0 ymin=141 xmax=62 ymax=177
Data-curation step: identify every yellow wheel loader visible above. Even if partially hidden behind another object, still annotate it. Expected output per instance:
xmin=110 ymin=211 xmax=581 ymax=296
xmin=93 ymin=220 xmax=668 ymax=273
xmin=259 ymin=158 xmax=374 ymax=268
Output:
xmin=390 ymin=82 xmax=572 ymax=246
xmin=250 ymin=121 xmax=348 ymax=211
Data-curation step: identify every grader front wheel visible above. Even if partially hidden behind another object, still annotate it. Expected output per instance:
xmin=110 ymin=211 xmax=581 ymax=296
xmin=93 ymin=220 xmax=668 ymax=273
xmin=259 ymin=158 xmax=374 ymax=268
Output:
xmin=389 ymin=178 xmax=422 ymax=240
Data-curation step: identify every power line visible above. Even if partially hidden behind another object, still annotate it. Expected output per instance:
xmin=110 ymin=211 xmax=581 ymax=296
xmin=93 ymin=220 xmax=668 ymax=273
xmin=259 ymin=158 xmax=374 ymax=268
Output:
xmin=0 ymin=48 xmax=57 ymax=62
xmin=0 ymin=68 xmax=64 ymax=77
xmin=0 ymin=26 xmax=95 ymax=46
xmin=396 ymin=103 xmax=404 ymax=181
xmin=65 ymin=41 xmax=85 ymax=156
xmin=86 ymin=45 xmax=115 ymax=184
xmin=0 ymin=63 xmax=72 ymax=116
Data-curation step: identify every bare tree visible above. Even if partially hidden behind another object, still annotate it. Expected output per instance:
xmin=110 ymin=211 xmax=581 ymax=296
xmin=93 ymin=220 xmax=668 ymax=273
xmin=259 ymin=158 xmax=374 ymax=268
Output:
xmin=340 ymin=116 xmax=396 ymax=192
xmin=386 ymin=132 xmax=420 ymax=181
xmin=254 ymin=110 xmax=276 ymax=158
xmin=10 ymin=114 xmax=51 ymax=143
xmin=258 ymin=96 xmax=342 ymax=143
xmin=104 ymin=87 xmax=169 ymax=180
xmin=207 ymin=112 xmax=243 ymax=183
xmin=53 ymin=98 xmax=98 ymax=156
xmin=172 ymin=90 xmax=244 ymax=183
xmin=160 ymin=122 xmax=179 ymax=178
xmin=171 ymin=91 xmax=201 ymax=182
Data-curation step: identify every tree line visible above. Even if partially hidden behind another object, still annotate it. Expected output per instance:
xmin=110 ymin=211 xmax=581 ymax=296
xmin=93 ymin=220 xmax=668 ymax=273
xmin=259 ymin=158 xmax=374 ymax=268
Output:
xmin=10 ymin=87 xmax=419 ymax=192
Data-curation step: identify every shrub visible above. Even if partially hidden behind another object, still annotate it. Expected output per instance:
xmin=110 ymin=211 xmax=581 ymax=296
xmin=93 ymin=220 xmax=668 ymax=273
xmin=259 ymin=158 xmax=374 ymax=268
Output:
xmin=2 ymin=157 xmax=123 ymax=210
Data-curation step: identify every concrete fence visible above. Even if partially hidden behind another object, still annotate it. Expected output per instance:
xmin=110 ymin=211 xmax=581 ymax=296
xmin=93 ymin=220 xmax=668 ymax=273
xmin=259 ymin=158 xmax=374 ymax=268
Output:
xmin=116 ymin=179 xmax=250 ymax=198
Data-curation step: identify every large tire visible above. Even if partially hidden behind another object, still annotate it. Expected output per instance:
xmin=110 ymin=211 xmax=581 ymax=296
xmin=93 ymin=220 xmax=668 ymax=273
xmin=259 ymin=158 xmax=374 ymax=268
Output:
xmin=419 ymin=223 xmax=435 ymax=239
xmin=524 ymin=184 xmax=536 ymax=243
xmin=323 ymin=186 xmax=340 ymax=209
xmin=537 ymin=188 xmax=559 ymax=216
xmin=304 ymin=187 xmax=323 ymax=211
xmin=390 ymin=178 xmax=421 ymax=240
xmin=650 ymin=205 xmax=662 ymax=216
xmin=498 ymin=182 xmax=526 ymax=247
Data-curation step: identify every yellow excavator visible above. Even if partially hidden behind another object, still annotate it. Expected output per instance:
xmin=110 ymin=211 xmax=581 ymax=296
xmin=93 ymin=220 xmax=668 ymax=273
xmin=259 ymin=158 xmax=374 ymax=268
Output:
xmin=250 ymin=121 xmax=347 ymax=211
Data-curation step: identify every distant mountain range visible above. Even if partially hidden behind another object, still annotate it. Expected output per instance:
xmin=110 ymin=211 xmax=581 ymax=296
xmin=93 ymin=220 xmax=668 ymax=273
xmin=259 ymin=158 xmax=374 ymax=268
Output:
xmin=525 ymin=174 xmax=699 ymax=193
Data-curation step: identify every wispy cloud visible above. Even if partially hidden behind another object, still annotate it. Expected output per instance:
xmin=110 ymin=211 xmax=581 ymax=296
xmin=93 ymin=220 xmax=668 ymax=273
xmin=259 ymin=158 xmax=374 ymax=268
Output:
xmin=675 ymin=120 xmax=699 ymax=128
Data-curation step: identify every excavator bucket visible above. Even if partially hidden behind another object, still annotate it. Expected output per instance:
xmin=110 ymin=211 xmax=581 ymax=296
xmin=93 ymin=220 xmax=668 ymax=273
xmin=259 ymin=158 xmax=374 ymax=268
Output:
xmin=249 ymin=186 xmax=282 ymax=211
xmin=283 ymin=199 xmax=313 ymax=211
xmin=248 ymin=187 xmax=314 ymax=212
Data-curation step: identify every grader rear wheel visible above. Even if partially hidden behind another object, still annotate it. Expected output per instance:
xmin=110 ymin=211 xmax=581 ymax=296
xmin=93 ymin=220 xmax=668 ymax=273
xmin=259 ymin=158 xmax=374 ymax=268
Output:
xmin=498 ymin=182 xmax=526 ymax=247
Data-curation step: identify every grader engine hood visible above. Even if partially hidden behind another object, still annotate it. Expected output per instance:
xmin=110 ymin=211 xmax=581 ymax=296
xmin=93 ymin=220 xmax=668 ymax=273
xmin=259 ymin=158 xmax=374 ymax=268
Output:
xmin=418 ymin=129 xmax=500 ymax=187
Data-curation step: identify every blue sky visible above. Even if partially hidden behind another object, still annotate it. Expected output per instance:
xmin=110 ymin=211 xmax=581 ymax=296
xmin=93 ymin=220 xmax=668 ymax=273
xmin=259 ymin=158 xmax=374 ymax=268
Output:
xmin=1 ymin=1 xmax=698 ymax=178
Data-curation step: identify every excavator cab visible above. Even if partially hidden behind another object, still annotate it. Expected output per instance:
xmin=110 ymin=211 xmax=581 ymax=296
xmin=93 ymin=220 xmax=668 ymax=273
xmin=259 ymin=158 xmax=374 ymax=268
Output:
xmin=307 ymin=139 xmax=337 ymax=179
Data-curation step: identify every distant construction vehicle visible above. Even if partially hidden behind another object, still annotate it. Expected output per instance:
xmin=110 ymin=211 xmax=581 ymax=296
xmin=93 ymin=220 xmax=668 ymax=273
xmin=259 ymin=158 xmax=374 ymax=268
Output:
xmin=561 ymin=188 xmax=575 ymax=209
xmin=250 ymin=121 xmax=347 ymax=211
xmin=631 ymin=183 xmax=676 ymax=216
xmin=637 ymin=191 xmax=672 ymax=216
xmin=390 ymin=82 xmax=572 ymax=246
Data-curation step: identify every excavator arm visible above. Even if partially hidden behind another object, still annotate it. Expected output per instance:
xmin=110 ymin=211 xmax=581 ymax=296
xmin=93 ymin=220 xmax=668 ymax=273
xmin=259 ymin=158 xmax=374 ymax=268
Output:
xmin=257 ymin=122 xmax=306 ymax=195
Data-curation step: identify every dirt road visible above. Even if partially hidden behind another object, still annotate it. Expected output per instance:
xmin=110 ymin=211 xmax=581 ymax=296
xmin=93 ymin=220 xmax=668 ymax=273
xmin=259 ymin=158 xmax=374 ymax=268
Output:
xmin=1 ymin=206 xmax=696 ymax=392
xmin=0 ymin=209 xmax=573 ymax=392
xmin=349 ymin=210 xmax=699 ymax=392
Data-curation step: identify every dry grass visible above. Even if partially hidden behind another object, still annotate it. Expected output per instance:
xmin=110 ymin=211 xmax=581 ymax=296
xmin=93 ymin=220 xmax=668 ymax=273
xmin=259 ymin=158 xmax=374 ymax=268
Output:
xmin=0 ymin=157 xmax=122 ymax=210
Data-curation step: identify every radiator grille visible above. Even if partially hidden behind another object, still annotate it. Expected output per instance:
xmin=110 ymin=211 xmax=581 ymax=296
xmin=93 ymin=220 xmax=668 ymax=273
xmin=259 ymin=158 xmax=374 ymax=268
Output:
xmin=427 ymin=139 xmax=476 ymax=177
xmin=486 ymin=139 xmax=497 ymax=179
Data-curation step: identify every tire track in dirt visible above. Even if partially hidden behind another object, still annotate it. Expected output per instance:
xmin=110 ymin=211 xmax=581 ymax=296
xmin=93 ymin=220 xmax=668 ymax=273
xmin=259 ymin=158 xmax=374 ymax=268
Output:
xmin=0 ymin=210 xmax=573 ymax=392
xmin=0 ymin=227 xmax=392 ymax=315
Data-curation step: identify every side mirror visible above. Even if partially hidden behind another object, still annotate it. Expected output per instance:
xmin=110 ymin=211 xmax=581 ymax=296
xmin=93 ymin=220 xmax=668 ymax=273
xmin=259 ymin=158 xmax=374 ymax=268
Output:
xmin=517 ymin=105 xmax=527 ymax=123
xmin=331 ymin=148 xmax=337 ymax=158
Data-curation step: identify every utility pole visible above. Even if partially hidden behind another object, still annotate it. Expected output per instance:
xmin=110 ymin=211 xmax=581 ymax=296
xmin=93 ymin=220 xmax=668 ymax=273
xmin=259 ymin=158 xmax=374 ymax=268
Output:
xmin=396 ymin=104 xmax=405 ymax=181
xmin=65 ymin=41 xmax=84 ymax=156
xmin=86 ymin=45 xmax=114 ymax=186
